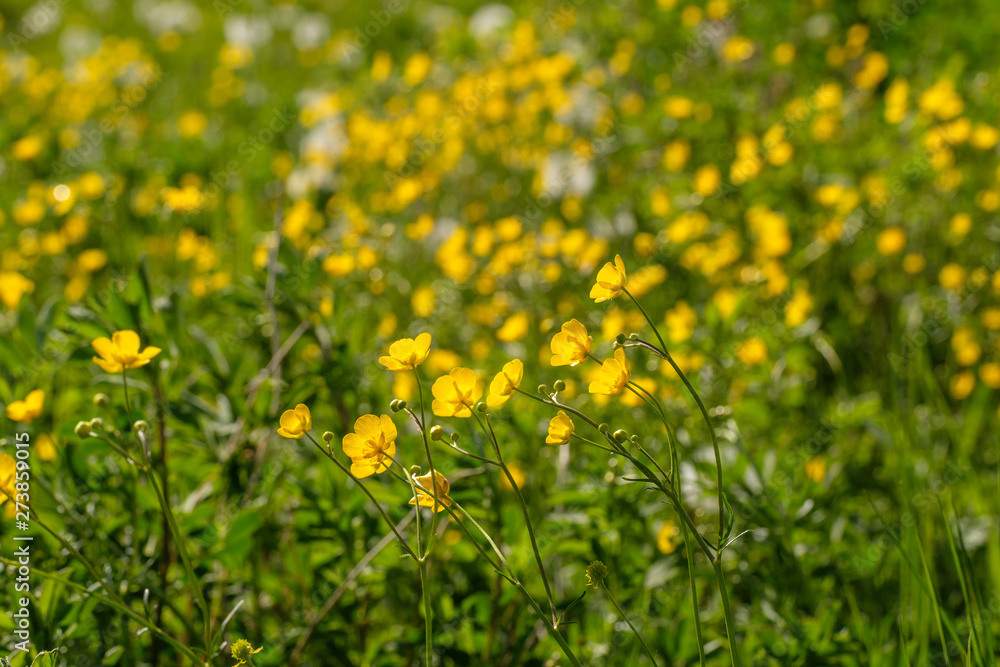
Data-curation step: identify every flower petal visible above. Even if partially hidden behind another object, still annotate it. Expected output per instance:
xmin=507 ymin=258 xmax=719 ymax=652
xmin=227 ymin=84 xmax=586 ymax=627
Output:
xmin=112 ymin=330 xmax=141 ymax=356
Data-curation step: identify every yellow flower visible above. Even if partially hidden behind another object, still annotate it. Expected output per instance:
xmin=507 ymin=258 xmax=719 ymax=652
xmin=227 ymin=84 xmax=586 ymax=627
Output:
xmin=805 ymin=456 xmax=827 ymax=483
xmin=342 ymin=414 xmax=397 ymax=478
xmin=378 ymin=333 xmax=432 ymax=371
xmin=736 ymin=337 xmax=768 ymax=366
xmin=277 ymin=404 xmax=312 ymax=439
xmin=656 ymin=520 xmax=680 ymax=554
xmin=230 ymin=638 xmax=262 ymax=667
xmin=36 ymin=433 xmax=57 ymax=462
xmin=91 ymin=331 xmax=162 ymax=373
xmin=487 ymin=360 xmax=524 ymax=407
xmin=0 ymin=452 xmax=16 ymax=508
xmin=0 ymin=272 xmax=35 ymax=309
xmin=431 ymin=368 xmax=482 ymax=417
xmin=409 ymin=470 xmax=452 ymax=512
xmin=6 ymin=390 xmax=45 ymax=423
xmin=545 ymin=410 xmax=574 ymax=445
xmin=590 ymin=254 xmax=629 ymax=303
xmin=550 ymin=319 xmax=592 ymax=366
xmin=588 ymin=348 xmax=630 ymax=395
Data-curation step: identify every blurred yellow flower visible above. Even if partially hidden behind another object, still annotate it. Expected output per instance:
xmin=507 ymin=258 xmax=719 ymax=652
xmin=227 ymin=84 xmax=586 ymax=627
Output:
xmin=277 ymin=404 xmax=312 ymax=439
xmin=736 ymin=337 xmax=768 ymax=366
xmin=979 ymin=363 xmax=1000 ymax=389
xmin=0 ymin=452 xmax=16 ymax=514
xmin=590 ymin=254 xmax=628 ymax=303
xmin=379 ymin=333 xmax=432 ymax=371
xmin=950 ymin=371 xmax=975 ymax=400
xmin=92 ymin=331 xmax=162 ymax=373
xmin=939 ymin=263 xmax=966 ymax=291
xmin=12 ymin=135 xmax=43 ymax=161
xmin=551 ymin=319 xmax=592 ymax=367
xmin=497 ymin=311 xmax=530 ymax=342
xmin=0 ymin=272 xmax=35 ymax=309
xmin=656 ymin=520 xmax=680 ymax=554
xmin=342 ymin=414 xmax=397 ymax=478
xmin=410 ymin=470 xmax=452 ymax=512
xmin=432 ymin=368 xmax=482 ymax=417
xmin=6 ymin=390 xmax=44 ymax=423
xmin=487 ymin=360 xmax=524 ymax=407
xmin=876 ymin=227 xmax=906 ymax=255
xmin=805 ymin=456 xmax=827 ymax=483
xmin=545 ymin=410 xmax=574 ymax=445
xmin=36 ymin=433 xmax=57 ymax=462
xmin=589 ymin=348 xmax=630 ymax=395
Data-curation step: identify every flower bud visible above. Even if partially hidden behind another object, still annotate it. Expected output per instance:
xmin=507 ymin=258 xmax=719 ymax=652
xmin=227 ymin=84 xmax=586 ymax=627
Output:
xmin=74 ymin=421 xmax=92 ymax=438
xmin=630 ymin=435 xmax=639 ymax=444
xmin=134 ymin=420 xmax=149 ymax=434
xmin=628 ymin=333 xmax=639 ymax=341
xmin=586 ymin=560 xmax=609 ymax=589
xmin=552 ymin=379 xmax=566 ymax=392
xmin=322 ymin=431 xmax=335 ymax=443
xmin=612 ymin=429 xmax=628 ymax=443
xmin=396 ymin=400 xmax=407 ymax=411
xmin=389 ymin=399 xmax=400 ymax=411
xmin=615 ymin=333 xmax=627 ymax=345
xmin=537 ymin=384 xmax=549 ymax=395
xmin=409 ymin=465 xmax=422 ymax=476
xmin=93 ymin=393 xmax=110 ymax=407
xmin=598 ymin=423 xmax=610 ymax=434
xmin=450 ymin=432 xmax=460 ymax=444
xmin=475 ymin=402 xmax=487 ymax=413
xmin=89 ymin=418 xmax=103 ymax=431
xmin=429 ymin=425 xmax=444 ymax=441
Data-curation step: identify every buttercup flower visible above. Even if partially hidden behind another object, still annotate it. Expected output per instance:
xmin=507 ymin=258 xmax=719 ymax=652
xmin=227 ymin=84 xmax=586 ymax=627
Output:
xmin=342 ymin=414 xmax=397 ymax=478
xmin=431 ymin=367 xmax=482 ymax=417
xmin=231 ymin=638 xmax=262 ymax=666
xmin=91 ymin=330 xmax=162 ymax=373
xmin=379 ymin=333 xmax=432 ymax=371
xmin=589 ymin=254 xmax=628 ymax=303
xmin=550 ymin=319 xmax=593 ymax=367
xmin=487 ymin=359 xmax=524 ymax=407
xmin=409 ymin=469 xmax=452 ymax=512
xmin=589 ymin=348 xmax=630 ymax=395
xmin=6 ymin=389 xmax=44 ymax=423
xmin=277 ymin=404 xmax=312 ymax=439
xmin=545 ymin=410 xmax=574 ymax=445
xmin=586 ymin=560 xmax=609 ymax=589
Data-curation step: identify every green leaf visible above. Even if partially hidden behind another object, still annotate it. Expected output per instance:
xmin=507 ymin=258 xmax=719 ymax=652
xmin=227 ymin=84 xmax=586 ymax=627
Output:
xmin=30 ymin=650 xmax=59 ymax=667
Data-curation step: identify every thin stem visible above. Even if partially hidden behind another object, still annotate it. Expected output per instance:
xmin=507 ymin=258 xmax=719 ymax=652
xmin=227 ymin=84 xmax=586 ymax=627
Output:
xmin=414 ymin=369 xmax=444 ymax=554
xmin=681 ymin=521 xmax=707 ymax=667
xmin=137 ymin=430 xmax=212 ymax=655
xmin=473 ymin=409 xmax=558 ymax=627
xmin=624 ymin=287 xmax=727 ymax=542
xmin=601 ymin=581 xmax=661 ymax=667
xmin=451 ymin=502 xmax=583 ymax=667
xmin=713 ymin=558 xmax=743 ymax=667
xmin=122 ymin=369 xmax=133 ymax=422
xmin=420 ymin=560 xmax=433 ymax=666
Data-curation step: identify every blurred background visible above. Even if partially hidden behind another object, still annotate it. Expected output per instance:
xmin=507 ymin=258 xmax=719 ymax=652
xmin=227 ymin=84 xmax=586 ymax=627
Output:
xmin=1 ymin=0 xmax=1000 ymax=665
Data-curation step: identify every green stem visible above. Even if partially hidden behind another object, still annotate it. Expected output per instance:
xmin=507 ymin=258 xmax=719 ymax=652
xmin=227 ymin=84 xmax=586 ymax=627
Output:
xmin=138 ymin=431 xmax=212 ymax=655
xmin=420 ymin=560 xmax=433 ymax=666
xmin=414 ymin=369 xmax=443 ymax=553
xmin=601 ymin=581 xmax=661 ymax=667
xmin=625 ymin=288 xmax=727 ymax=542
xmin=681 ymin=521 xmax=707 ymax=666
xmin=712 ymin=558 xmax=742 ymax=667
xmin=473 ymin=409 xmax=558 ymax=626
